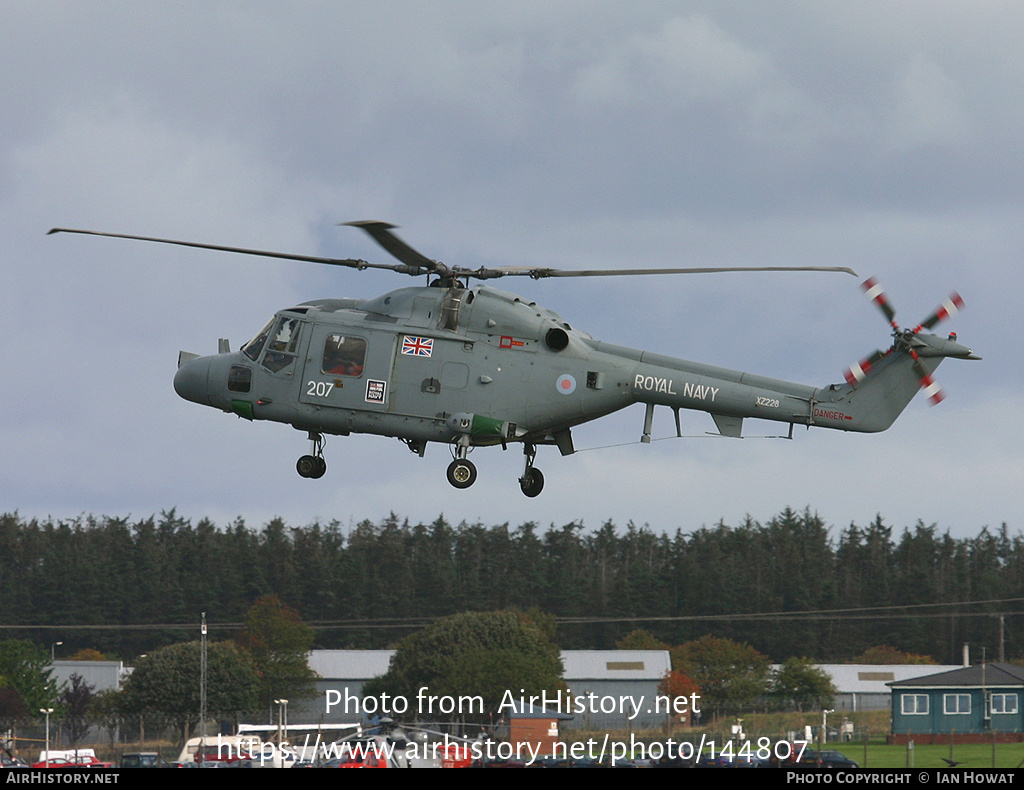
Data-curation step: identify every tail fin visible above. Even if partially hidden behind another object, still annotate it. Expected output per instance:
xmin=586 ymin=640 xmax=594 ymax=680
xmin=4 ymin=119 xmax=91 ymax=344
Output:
xmin=824 ymin=350 xmax=942 ymax=433
xmin=821 ymin=331 xmax=977 ymax=433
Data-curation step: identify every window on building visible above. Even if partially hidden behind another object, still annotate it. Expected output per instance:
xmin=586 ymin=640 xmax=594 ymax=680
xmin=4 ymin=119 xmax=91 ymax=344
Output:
xmin=901 ymin=694 xmax=929 ymax=715
xmin=992 ymin=693 xmax=1018 ymax=715
xmin=944 ymin=693 xmax=971 ymax=715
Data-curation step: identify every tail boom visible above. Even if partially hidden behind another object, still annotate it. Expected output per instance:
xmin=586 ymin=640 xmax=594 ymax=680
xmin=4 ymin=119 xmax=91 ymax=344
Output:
xmin=608 ymin=333 xmax=974 ymax=438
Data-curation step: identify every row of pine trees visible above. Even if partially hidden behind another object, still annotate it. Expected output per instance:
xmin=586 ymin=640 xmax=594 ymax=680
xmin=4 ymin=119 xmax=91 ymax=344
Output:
xmin=0 ymin=508 xmax=1019 ymax=663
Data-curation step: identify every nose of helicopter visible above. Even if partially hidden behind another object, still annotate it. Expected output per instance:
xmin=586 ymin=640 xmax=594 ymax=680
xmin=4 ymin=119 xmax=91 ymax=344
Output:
xmin=174 ymin=354 xmax=212 ymax=406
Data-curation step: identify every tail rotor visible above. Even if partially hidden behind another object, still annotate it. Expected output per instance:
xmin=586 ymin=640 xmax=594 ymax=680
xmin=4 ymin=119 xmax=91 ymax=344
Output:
xmin=844 ymin=277 xmax=967 ymax=405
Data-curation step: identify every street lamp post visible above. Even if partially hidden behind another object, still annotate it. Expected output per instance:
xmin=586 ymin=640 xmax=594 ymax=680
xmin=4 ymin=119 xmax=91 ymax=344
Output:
xmin=274 ymin=699 xmax=289 ymax=747
xmin=40 ymin=708 xmax=54 ymax=767
xmin=200 ymin=613 xmax=207 ymax=759
xmin=820 ymin=708 xmax=834 ymax=759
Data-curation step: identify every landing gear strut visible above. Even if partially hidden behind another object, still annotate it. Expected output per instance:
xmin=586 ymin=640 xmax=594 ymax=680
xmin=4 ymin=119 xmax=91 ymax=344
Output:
xmin=446 ymin=436 xmax=477 ymax=489
xmin=296 ymin=432 xmax=327 ymax=479
xmin=519 ymin=443 xmax=544 ymax=497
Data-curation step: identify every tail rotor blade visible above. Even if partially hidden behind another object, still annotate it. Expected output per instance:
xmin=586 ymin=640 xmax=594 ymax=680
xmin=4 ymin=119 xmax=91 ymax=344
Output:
xmin=910 ymin=351 xmax=945 ymax=405
xmin=844 ymin=349 xmax=886 ymax=386
xmin=861 ymin=277 xmax=897 ymax=326
xmin=916 ymin=292 xmax=965 ymax=332
xmin=919 ymin=372 xmax=945 ymax=405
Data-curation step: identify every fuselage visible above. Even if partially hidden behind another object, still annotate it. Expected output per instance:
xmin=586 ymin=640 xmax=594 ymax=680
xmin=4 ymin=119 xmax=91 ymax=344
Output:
xmin=173 ymin=283 xmax=969 ymax=449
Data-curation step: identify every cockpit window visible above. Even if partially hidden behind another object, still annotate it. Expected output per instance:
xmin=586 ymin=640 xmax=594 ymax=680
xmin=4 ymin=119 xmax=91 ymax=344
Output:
xmin=268 ymin=317 xmax=301 ymax=354
xmin=228 ymin=365 xmax=252 ymax=393
xmin=322 ymin=334 xmax=366 ymax=377
xmin=242 ymin=318 xmax=274 ymax=362
xmin=262 ymin=317 xmax=303 ymax=373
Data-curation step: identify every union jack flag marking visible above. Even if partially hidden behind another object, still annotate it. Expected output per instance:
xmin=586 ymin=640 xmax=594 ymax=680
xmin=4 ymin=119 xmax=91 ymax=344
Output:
xmin=402 ymin=336 xmax=433 ymax=357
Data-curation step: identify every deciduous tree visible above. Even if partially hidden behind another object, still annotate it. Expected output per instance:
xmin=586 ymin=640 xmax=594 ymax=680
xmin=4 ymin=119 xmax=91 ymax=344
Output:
xmin=366 ymin=611 xmax=564 ymax=718
xmin=675 ymin=635 xmax=771 ymax=717
xmin=0 ymin=640 xmax=56 ymax=711
xmin=852 ymin=645 xmax=937 ymax=664
xmin=88 ymin=689 xmax=122 ymax=750
xmin=119 ymin=641 xmax=259 ymax=741
xmin=58 ymin=673 xmax=96 ymax=746
xmin=235 ymin=595 xmax=318 ymax=712
xmin=658 ymin=669 xmax=701 ymax=725
xmin=773 ymin=658 xmax=837 ymax=712
xmin=0 ymin=687 xmax=29 ymax=733
xmin=65 ymin=648 xmax=111 ymax=662
xmin=616 ymin=629 xmax=669 ymax=651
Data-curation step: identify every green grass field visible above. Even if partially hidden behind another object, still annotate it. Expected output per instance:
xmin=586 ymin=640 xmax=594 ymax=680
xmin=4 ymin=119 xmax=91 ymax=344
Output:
xmin=825 ymin=741 xmax=1024 ymax=770
xmin=602 ymin=710 xmax=1024 ymax=769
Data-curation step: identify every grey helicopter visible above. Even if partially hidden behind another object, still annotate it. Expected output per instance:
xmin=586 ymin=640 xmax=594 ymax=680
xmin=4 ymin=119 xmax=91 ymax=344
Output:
xmin=49 ymin=222 xmax=979 ymax=497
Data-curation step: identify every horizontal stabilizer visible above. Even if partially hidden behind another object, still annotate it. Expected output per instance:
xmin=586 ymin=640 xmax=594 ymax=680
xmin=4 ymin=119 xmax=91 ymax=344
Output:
xmin=712 ymin=413 xmax=743 ymax=438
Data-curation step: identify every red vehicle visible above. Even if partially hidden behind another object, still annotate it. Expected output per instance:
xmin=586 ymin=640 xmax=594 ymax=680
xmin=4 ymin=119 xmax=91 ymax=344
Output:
xmin=30 ymin=758 xmax=114 ymax=770
xmin=31 ymin=753 xmax=114 ymax=769
xmin=193 ymin=745 xmax=257 ymax=766
xmin=442 ymin=744 xmax=472 ymax=769
xmin=325 ymin=731 xmax=475 ymax=768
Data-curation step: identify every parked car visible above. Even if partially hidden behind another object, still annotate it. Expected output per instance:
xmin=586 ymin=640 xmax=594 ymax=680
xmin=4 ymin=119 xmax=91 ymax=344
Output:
xmin=120 ymin=752 xmax=171 ymax=768
xmin=0 ymin=751 xmax=28 ymax=769
xmin=798 ymin=750 xmax=859 ymax=769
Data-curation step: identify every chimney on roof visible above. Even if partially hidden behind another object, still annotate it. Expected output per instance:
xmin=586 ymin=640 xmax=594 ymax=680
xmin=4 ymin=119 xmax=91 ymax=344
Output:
xmin=962 ymin=643 xmax=970 ymax=667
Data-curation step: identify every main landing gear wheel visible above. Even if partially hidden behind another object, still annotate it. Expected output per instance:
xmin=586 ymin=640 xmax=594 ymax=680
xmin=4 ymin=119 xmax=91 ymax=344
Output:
xmin=519 ymin=467 xmax=544 ymax=497
xmin=296 ymin=455 xmax=326 ymax=479
xmin=519 ymin=442 xmax=543 ymax=497
xmin=446 ymin=458 xmax=477 ymax=489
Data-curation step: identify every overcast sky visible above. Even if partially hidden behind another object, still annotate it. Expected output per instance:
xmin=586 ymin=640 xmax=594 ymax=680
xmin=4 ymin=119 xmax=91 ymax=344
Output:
xmin=3 ymin=2 xmax=1020 ymax=540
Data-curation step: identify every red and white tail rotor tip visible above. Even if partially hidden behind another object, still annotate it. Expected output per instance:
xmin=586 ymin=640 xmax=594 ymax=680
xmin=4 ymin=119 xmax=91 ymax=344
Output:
xmin=919 ymin=372 xmax=945 ymax=405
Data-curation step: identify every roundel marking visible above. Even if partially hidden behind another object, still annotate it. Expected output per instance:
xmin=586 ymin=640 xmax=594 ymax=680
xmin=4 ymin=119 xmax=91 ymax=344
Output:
xmin=555 ymin=374 xmax=577 ymax=395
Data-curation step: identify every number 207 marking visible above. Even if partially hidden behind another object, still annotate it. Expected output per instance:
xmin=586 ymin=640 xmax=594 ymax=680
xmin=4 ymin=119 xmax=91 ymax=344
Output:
xmin=307 ymin=381 xmax=335 ymax=398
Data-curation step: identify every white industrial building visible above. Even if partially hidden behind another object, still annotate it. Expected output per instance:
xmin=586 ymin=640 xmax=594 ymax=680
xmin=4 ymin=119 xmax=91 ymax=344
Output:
xmin=294 ymin=649 xmax=672 ymax=730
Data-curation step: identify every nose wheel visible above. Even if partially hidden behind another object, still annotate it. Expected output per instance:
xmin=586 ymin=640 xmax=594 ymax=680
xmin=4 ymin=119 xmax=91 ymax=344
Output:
xmin=297 ymin=432 xmax=327 ymax=479
xmin=446 ymin=436 xmax=478 ymax=489
xmin=297 ymin=455 xmax=326 ymax=478
xmin=446 ymin=458 xmax=477 ymax=489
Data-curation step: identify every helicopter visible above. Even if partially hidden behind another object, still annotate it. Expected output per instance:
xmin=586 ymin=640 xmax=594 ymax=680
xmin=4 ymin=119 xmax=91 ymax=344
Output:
xmin=48 ymin=222 xmax=979 ymax=497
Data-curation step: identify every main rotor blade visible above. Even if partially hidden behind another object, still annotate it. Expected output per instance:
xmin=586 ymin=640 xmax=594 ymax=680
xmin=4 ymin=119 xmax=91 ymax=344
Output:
xmin=468 ymin=264 xmax=858 ymax=280
xmin=47 ymin=227 xmax=423 ymax=275
xmin=341 ymin=220 xmax=442 ymax=275
xmin=51 ymin=224 xmax=857 ymax=282
xmin=338 ymin=221 xmax=857 ymax=279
